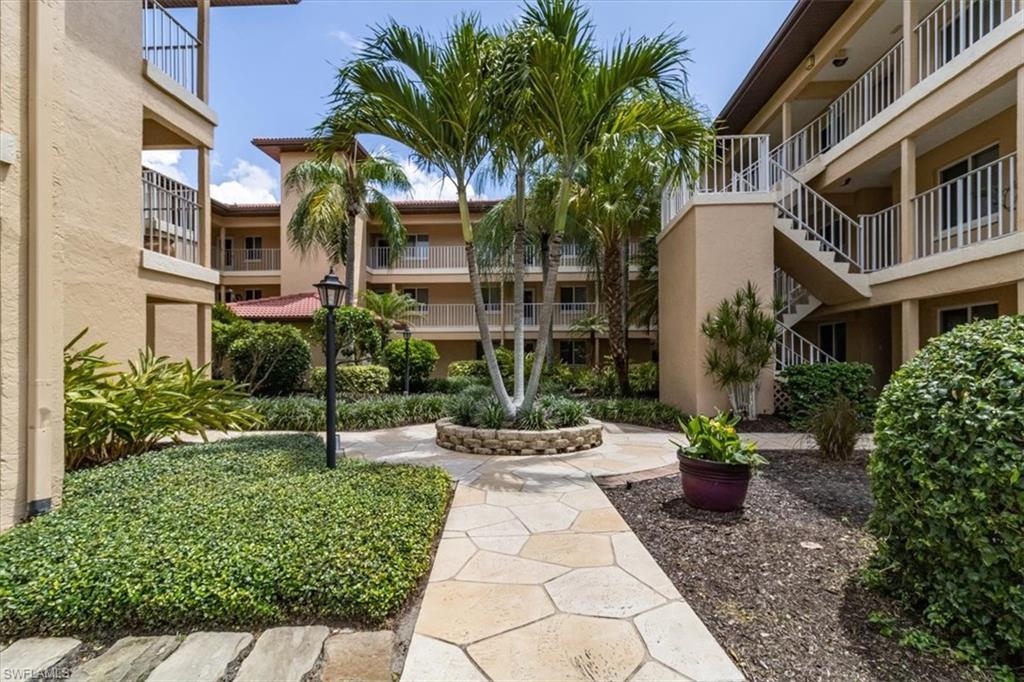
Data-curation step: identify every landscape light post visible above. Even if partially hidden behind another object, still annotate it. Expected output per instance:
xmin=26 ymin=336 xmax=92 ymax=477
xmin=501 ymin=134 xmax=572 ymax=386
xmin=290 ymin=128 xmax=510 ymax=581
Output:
xmin=314 ymin=269 xmax=346 ymax=469
xmin=403 ymin=327 xmax=412 ymax=396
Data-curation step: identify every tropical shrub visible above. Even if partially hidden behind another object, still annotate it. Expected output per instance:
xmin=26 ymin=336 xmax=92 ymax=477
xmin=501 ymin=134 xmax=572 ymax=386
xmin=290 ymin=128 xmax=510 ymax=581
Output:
xmin=312 ymin=306 xmax=382 ymax=364
xmin=447 ymin=359 xmax=488 ymax=378
xmin=780 ymin=361 xmax=875 ymax=428
xmin=228 ymin=323 xmax=312 ymax=396
xmin=0 ymin=434 xmax=450 ymax=636
xmin=211 ymin=304 xmax=249 ymax=379
xmin=583 ymin=398 xmax=685 ymax=430
xmin=382 ymin=338 xmax=439 ymax=390
xmin=807 ymin=395 xmax=862 ymax=460
xmin=424 ymin=375 xmax=486 ymax=394
xmin=247 ymin=394 xmax=448 ymax=432
xmin=310 ymin=364 xmax=390 ymax=397
xmin=63 ymin=330 xmax=260 ymax=469
xmin=447 ymin=386 xmax=587 ymax=430
xmin=701 ymin=282 xmax=777 ymax=419
xmin=627 ymin=361 xmax=659 ymax=396
xmin=866 ymin=315 xmax=1024 ymax=666
xmin=673 ymin=413 xmax=767 ymax=468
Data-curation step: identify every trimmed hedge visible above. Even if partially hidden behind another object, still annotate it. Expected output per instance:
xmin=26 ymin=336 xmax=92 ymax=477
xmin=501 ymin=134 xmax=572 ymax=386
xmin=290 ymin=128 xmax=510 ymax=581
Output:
xmin=780 ymin=361 xmax=875 ymax=427
xmin=383 ymin=338 xmax=439 ymax=391
xmin=867 ymin=315 xmax=1024 ymax=666
xmin=310 ymin=364 xmax=390 ymax=397
xmin=0 ymin=434 xmax=450 ymax=636
xmin=248 ymin=394 xmax=448 ymax=432
xmin=447 ymin=359 xmax=488 ymax=378
xmin=583 ymin=398 xmax=685 ymax=430
xmin=228 ymin=323 xmax=312 ymax=396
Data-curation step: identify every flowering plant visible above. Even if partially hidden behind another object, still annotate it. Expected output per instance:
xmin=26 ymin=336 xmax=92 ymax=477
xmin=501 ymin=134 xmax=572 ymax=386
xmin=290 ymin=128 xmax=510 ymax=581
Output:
xmin=672 ymin=412 xmax=767 ymax=468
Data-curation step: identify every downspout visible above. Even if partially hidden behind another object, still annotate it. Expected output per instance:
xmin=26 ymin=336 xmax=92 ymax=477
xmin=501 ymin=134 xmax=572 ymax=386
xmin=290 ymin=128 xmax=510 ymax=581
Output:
xmin=26 ymin=0 xmax=60 ymax=517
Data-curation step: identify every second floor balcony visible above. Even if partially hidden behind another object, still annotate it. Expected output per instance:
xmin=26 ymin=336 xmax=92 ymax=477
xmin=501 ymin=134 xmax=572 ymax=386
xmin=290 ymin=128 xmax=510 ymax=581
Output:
xmin=213 ymin=248 xmax=281 ymax=272
xmin=406 ymin=302 xmax=646 ymax=332
xmin=142 ymin=167 xmax=199 ymax=264
xmin=142 ymin=0 xmax=202 ymax=99
xmin=366 ymin=242 xmax=641 ymax=273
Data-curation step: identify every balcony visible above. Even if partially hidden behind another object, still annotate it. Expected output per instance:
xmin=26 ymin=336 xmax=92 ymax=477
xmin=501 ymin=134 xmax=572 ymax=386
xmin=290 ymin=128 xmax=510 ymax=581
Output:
xmin=407 ymin=303 xmax=641 ymax=332
xmin=366 ymin=243 xmax=640 ymax=272
xmin=142 ymin=0 xmax=201 ymax=98
xmin=213 ymin=248 xmax=281 ymax=272
xmin=142 ymin=167 xmax=199 ymax=263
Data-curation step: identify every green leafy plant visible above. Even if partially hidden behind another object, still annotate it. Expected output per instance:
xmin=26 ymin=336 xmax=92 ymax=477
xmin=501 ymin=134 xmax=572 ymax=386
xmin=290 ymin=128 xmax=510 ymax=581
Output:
xmin=673 ymin=413 xmax=767 ymax=468
xmin=447 ymin=359 xmax=489 ymax=379
xmin=781 ymin=362 xmax=875 ymax=428
xmin=211 ymin=304 xmax=250 ymax=379
xmin=866 ymin=315 xmax=1024 ymax=667
xmin=63 ymin=330 xmax=261 ymax=469
xmin=228 ymin=323 xmax=312 ymax=396
xmin=382 ymin=338 xmax=439 ymax=391
xmin=478 ymin=398 xmax=507 ymax=429
xmin=424 ymin=375 xmax=487 ymax=394
xmin=311 ymin=306 xmax=382 ymax=364
xmin=310 ymin=364 xmax=390 ymax=397
xmin=515 ymin=406 xmax=552 ymax=431
xmin=807 ymin=395 xmax=862 ymax=460
xmin=247 ymin=394 xmax=448 ymax=432
xmin=0 ymin=434 xmax=450 ymax=636
xmin=583 ymin=398 xmax=685 ymax=430
xmin=361 ymin=290 xmax=423 ymax=347
xmin=701 ymin=282 xmax=777 ymax=419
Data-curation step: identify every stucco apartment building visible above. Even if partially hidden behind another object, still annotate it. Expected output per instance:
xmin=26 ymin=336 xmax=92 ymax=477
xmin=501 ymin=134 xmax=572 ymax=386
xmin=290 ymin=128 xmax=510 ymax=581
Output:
xmin=0 ymin=0 xmax=294 ymax=529
xmin=221 ymin=137 xmax=656 ymax=372
xmin=658 ymin=0 xmax=1024 ymax=415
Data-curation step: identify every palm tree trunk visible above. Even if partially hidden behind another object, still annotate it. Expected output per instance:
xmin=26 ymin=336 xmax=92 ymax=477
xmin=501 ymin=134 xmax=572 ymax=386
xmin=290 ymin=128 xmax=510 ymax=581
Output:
xmin=590 ymin=330 xmax=597 ymax=369
xmin=540 ymin=236 xmax=555 ymax=367
xmin=460 ymin=190 xmax=515 ymax=416
xmin=512 ymin=168 xmax=526 ymax=404
xmin=343 ymin=207 xmax=358 ymax=305
xmin=603 ymin=240 xmax=630 ymax=396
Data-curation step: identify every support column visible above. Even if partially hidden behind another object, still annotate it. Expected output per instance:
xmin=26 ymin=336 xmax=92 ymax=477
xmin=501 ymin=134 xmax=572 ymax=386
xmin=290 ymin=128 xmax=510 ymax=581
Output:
xmin=197 ymin=303 xmax=212 ymax=370
xmin=1016 ymin=67 xmax=1023 ymax=233
xmin=781 ymin=100 xmax=793 ymax=141
xmin=902 ymin=1 xmax=920 ymax=94
xmin=899 ymin=299 xmax=920 ymax=364
xmin=900 ymin=137 xmax=916 ymax=263
xmin=146 ymin=302 xmax=157 ymax=351
xmin=198 ymin=147 xmax=211 ymax=268
xmin=196 ymin=0 xmax=210 ymax=102
xmin=1017 ymin=280 xmax=1024 ymax=314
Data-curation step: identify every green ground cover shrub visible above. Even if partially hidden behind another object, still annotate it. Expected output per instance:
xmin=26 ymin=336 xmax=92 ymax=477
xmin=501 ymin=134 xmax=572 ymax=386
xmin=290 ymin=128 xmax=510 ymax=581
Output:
xmin=64 ymin=331 xmax=260 ymax=469
xmin=867 ymin=315 xmax=1024 ymax=668
xmin=583 ymin=398 xmax=685 ymax=430
xmin=446 ymin=385 xmax=587 ymax=430
xmin=424 ymin=375 xmax=487 ymax=394
xmin=382 ymin=338 xmax=439 ymax=390
xmin=310 ymin=364 xmax=390 ymax=397
xmin=0 ymin=434 xmax=450 ymax=637
xmin=447 ymin=359 xmax=488 ymax=378
xmin=228 ymin=323 xmax=312 ymax=396
xmin=248 ymin=394 xmax=448 ymax=431
xmin=780 ymin=361 xmax=875 ymax=428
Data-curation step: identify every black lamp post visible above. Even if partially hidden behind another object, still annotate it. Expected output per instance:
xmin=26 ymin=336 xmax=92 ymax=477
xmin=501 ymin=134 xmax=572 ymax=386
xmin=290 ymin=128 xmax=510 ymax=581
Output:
xmin=402 ymin=327 xmax=413 ymax=396
xmin=314 ymin=268 xmax=347 ymax=468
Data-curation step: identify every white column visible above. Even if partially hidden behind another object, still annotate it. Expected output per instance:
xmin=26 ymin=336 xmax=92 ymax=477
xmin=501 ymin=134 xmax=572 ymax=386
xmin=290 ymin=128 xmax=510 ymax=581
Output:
xmin=196 ymin=0 xmax=210 ymax=102
xmin=900 ymin=137 xmax=916 ymax=263
xmin=899 ymin=299 xmax=920 ymax=364
xmin=902 ymin=1 xmax=920 ymax=94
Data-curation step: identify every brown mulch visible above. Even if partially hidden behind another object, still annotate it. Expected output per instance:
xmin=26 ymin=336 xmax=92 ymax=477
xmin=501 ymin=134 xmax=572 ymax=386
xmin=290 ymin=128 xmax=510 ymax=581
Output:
xmin=735 ymin=415 xmax=797 ymax=433
xmin=604 ymin=451 xmax=984 ymax=682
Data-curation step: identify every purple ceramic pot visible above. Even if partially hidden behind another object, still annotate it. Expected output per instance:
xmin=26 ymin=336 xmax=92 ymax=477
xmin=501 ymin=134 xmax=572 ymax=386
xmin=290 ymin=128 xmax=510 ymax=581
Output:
xmin=677 ymin=453 xmax=751 ymax=512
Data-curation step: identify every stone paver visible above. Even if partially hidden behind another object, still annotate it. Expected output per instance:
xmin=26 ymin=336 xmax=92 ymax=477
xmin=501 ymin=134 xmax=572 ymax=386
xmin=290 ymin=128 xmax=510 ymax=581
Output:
xmin=414 ymin=582 xmax=554 ymax=645
xmin=147 ymin=632 xmax=252 ymax=682
xmin=0 ymin=637 xmax=81 ymax=682
xmin=635 ymin=602 xmax=744 ymax=681
xmin=456 ymin=550 xmax=569 ymax=584
xmin=401 ymin=635 xmax=486 ymax=682
xmin=545 ymin=566 xmax=665 ymax=617
xmin=519 ymin=533 xmax=615 ymax=568
xmin=321 ymin=630 xmax=393 ymax=682
xmin=69 ymin=636 xmax=178 ymax=682
xmin=630 ymin=660 xmax=691 ymax=681
xmin=234 ymin=626 xmax=329 ymax=682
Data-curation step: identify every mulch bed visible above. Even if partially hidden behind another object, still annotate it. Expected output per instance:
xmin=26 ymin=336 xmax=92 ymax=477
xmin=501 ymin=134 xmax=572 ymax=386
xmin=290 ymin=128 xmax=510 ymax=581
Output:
xmin=735 ymin=415 xmax=796 ymax=433
xmin=604 ymin=451 xmax=982 ymax=682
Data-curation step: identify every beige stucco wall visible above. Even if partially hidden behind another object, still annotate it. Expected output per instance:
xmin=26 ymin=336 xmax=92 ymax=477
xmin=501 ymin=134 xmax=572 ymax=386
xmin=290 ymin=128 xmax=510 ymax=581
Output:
xmin=658 ymin=202 xmax=776 ymax=416
xmin=917 ymin=283 xmax=1018 ymax=345
xmin=795 ymin=306 xmax=893 ymax=389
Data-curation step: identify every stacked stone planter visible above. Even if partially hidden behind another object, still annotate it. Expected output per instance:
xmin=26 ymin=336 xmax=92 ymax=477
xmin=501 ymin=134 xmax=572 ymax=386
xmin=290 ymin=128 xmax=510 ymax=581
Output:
xmin=435 ymin=418 xmax=603 ymax=456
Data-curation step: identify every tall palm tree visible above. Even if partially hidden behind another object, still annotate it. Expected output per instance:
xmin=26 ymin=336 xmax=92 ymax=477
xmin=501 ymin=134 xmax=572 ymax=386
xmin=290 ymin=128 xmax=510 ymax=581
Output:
xmin=361 ymin=289 xmax=423 ymax=345
xmin=283 ymin=142 xmax=411 ymax=305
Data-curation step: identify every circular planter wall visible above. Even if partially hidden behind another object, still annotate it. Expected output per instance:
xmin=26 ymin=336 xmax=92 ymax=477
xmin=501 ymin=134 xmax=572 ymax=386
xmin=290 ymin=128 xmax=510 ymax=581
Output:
xmin=435 ymin=418 xmax=603 ymax=456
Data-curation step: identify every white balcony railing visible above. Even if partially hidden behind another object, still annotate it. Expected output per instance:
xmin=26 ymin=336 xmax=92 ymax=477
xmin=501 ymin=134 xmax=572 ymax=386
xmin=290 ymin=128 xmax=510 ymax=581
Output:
xmin=142 ymin=0 xmax=200 ymax=97
xmin=913 ymin=152 xmax=1017 ymax=259
xmin=776 ymin=323 xmax=835 ymax=371
xmin=773 ymin=268 xmax=809 ymax=319
xmin=142 ymin=167 xmax=199 ymax=263
xmin=661 ymin=135 xmax=771 ymax=229
xmin=367 ymin=242 xmax=640 ymax=271
xmin=407 ymin=302 xmax=633 ymax=331
xmin=829 ymin=41 xmax=903 ymax=145
xmin=770 ymin=112 xmax=830 ymax=174
xmin=858 ymin=204 xmax=901 ymax=272
xmin=916 ymin=0 xmax=1022 ymax=82
xmin=213 ymin=248 xmax=281 ymax=272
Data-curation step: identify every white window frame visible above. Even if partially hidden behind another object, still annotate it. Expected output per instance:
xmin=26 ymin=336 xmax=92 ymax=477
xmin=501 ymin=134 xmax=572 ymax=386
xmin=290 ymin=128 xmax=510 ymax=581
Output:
xmin=934 ymin=143 xmax=1002 ymax=237
xmin=244 ymin=236 xmax=263 ymax=262
xmin=817 ymin=320 xmax=847 ymax=361
xmin=406 ymin=234 xmax=429 ymax=261
xmin=937 ymin=301 xmax=999 ymax=334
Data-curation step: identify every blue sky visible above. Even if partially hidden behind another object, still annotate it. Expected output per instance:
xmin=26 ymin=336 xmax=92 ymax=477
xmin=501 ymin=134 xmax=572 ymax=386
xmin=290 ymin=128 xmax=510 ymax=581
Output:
xmin=145 ymin=0 xmax=795 ymax=203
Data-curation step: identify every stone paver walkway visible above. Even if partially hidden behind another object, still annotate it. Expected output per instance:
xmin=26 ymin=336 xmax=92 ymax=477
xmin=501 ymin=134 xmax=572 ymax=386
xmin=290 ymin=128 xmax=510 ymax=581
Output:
xmin=338 ymin=423 xmax=745 ymax=681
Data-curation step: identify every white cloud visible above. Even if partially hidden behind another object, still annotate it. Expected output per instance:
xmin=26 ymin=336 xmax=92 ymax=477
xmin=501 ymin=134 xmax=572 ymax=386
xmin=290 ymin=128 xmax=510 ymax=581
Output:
xmin=141 ymin=150 xmax=188 ymax=184
xmin=329 ymin=29 xmax=364 ymax=50
xmin=210 ymin=159 xmax=278 ymax=205
xmin=393 ymin=159 xmax=485 ymax=201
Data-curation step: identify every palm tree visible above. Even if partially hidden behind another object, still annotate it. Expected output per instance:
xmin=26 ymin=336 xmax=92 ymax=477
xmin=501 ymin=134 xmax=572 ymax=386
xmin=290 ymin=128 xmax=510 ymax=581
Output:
xmin=283 ymin=142 xmax=411 ymax=305
xmin=569 ymin=312 xmax=607 ymax=369
xmin=361 ymin=289 xmax=423 ymax=345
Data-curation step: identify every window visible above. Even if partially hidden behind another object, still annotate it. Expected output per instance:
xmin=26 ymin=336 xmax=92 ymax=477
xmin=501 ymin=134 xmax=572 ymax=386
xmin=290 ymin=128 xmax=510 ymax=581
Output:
xmin=402 ymin=288 xmax=429 ymax=308
xmin=938 ymin=144 xmax=1000 ymax=230
xmin=818 ymin=321 xmax=847 ymax=361
xmin=481 ymin=286 xmax=501 ymax=312
xmin=406 ymin=234 xmax=429 ymax=260
xmin=559 ymin=340 xmax=588 ymax=366
xmin=222 ymin=237 xmax=234 ymax=268
xmin=244 ymin=236 xmax=262 ymax=261
xmin=560 ymin=286 xmax=588 ymax=312
xmin=939 ymin=303 xmax=998 ymax=334
xmin=244 ymin=289 xmax=263 ymax=301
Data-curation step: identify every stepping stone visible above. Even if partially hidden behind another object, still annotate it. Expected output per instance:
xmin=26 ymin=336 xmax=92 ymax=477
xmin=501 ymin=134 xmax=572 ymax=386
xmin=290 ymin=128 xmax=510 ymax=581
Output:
xmin=147 ymin=632 xmax=252 ymax=682
xmin=234 ymin=626 xmax=328 ymax=682
xmin=321 ymin=630 xmax=393 ymax=682
xmin=0 ymin=637 xmax=81 ymax=681
xmin=69 ymin=636 xmax=178 ymax=682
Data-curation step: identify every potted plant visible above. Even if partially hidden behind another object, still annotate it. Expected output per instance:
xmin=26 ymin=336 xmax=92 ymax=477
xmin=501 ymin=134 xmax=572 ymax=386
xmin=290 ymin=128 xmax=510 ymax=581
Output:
xmin=672 ymin=413 xmax=767 ymax=512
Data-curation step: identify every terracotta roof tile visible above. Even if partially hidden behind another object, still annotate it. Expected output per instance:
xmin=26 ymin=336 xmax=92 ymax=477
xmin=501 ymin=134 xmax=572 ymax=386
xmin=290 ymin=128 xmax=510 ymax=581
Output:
xmin=227 ymin=292 xmax=319 ymax=320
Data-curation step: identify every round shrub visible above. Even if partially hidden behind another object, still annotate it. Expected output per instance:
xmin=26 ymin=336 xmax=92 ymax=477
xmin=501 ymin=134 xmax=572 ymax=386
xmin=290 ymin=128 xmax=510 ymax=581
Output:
xmin=310 ymin=364 xmax=390 ymax=397
xmin=311 ymin=306 xmax=382 ymax=363
xmin=228 ymin=323 xmax=311 ymax=396
xmin=867 ymin=315 xmax=1024 ymax=665
xmin=382 ymin=338 xmax=439 ymax=390
xmin=447 ymin=359 xmax=488 ymax=379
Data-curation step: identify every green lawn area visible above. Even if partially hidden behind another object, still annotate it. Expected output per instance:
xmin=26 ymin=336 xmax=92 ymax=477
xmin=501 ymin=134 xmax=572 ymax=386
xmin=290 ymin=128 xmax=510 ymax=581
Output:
xmin=0 ymin=434 xmax=451 ymax=638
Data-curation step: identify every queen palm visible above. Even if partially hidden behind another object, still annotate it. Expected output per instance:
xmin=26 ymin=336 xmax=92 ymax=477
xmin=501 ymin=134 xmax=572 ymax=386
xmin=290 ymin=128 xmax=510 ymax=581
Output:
xmin=283 ymin=141 xmax=411 ymax=305
xmin=360 ymin=289 xmax=423 ymax=345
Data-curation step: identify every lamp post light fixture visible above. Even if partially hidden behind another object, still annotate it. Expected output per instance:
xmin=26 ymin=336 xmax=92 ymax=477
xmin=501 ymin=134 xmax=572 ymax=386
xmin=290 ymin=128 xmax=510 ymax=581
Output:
xmin=402 ymin=327 xmax=412 ymax=396
xmin=314 ymin=268 xmax=347 ymax=469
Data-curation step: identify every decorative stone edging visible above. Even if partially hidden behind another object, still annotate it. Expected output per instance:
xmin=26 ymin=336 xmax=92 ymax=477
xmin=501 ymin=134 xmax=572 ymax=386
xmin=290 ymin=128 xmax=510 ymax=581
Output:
xmin=435 ymin=418 xmax=603 ymax=456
